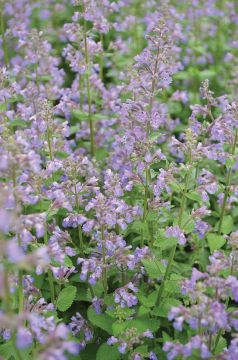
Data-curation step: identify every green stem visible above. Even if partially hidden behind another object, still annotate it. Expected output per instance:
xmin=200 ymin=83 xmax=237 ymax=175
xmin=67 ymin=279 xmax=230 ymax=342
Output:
xmin=35 ymin=62 xmax=40 ymax=94
xmin=3 ymin=250 xmax=23 ymax=360
xmin=141 ymin=48 xmax=160 ymax=245
xmin=156 ymin=162 xmax=190 ymax=306
xmin=3 ymin=267 xmax=11 ymax=313
xmin=208 ymin=333 xmax=213 ymax=352
xmin=99 ymin=32 xmax=104 ymax=81
xmin=17 ymin=255 xmax=24 ymax=313
xmin=143 ymin=169 xmax=150 ymax=221
xmin=12 ymin=168 xmax=24 ymax=313
xmin=74 ymin=184 xmax=83 ymax=253
xmin=44 ymin=223 xmax=55 ymax=303
xmin=83 ymin=19 xmax=95 ymax=156
xmin=79 ymin=75 xmax=84 ymax=111
xmin=213 ymin=254 xmax=235 ymax=352
xmin=156 ymin=244 xmax=177 ymax=306
xmin=13 ymin=338 xmax=24 ymax=360
xmin=0 ymin=4 xmax=9 ymax=66
xmin=141 ymin=168 xmax=150 ymax=247
xmin=46 ymin=126 xmax=54 ymax=161
xmin=101 ymin=226 xmax=108 ymax=296
xmin=121 ymin=266 xmax=126 ymax=286
xmin=218 ymin=129 xmax=238 ymax=234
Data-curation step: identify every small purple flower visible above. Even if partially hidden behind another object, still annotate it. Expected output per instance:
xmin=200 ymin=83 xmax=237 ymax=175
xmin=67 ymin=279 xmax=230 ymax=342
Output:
xmin=142 ymin=330 xmax=154 ymax=339
xmin=166 ymin=225 xmax=186 ymax=245
xmin=16 ymin=327 xmax=33 ymax=349
xmin=149 ymin=352 xmax=158 ymax=360
xmin=118 ymin=342 xmax=127 ymax=354
xmin=107 ymin=336 xmax=118 ymax=345
xmin=114 ymin=282 xmax=138 ymax=308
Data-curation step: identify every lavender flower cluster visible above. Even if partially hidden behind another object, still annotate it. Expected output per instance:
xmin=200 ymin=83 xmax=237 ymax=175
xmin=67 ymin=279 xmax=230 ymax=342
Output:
xmin=1 ymin=0 xmax=238 ymax=359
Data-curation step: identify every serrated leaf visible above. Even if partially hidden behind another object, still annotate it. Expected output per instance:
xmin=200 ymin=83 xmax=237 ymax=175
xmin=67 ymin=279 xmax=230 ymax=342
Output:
xmin=214 ymin=337 xmax=227 ymax=355
xmin=128 ymin=220 xmax=149 ymax=235
xmin=0 ymin=341 xmax=31 ymax=359
xmin=219 ymin=215 xmax=233 ymax=234
xmin=112 ymin=321 xmax=127 ymax=336
xmin=162 ymin=331 xmax=172 ymax=342
xmin=107 ymin=307 xmax=135 ymax=319
xmin=186 ymin=191 xmax=202 ymax=203
xmin=134 ymin=345 xmax=148 ymax=356
xmin=142 ymin=259 xmax=165 ymax=279
xmin=57 ymin=285 xmax=77 ymax=312
xmin=9 ymin=119 xmax=27 ymax=128
xmin=138 ymin=291 xmax=158 ymax=308
xmin=96 ymin=344 xmax=119 ymax=360
xmin=153 ymin=298 xmax=181 ymax=317
xmin=169 ymin=182 xmax=182 ymax=193
xmin=137 ymin=305 xmax=151 ymax=316
xmin=87 ymin=306 xmax=114 ymax=334
xmin=64 ymin=256 xmax=73 ymax=267
xmin=72 ymin=110 xmax=90 ymax=121
xmin=207 ymin=233 xmax=226 ymax=252
xmin=112 ymin=317 xmax=159 ymax=337
xmin=164 ymin=280 xmax=181 ymax=294
xmin=75 ymin=284 xmax=89 ymax=302
xmin=174 ymin=212 xmax=194 ymax=234
xmin=0 ymin=342 xmax=15 ymax=359
xmin=155 ymin=230 xmax=177 ymax=250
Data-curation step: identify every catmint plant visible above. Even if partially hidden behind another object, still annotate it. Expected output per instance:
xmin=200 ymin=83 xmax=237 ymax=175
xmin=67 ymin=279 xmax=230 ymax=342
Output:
xmin=1 ymin=1 xmax=238 ymax=359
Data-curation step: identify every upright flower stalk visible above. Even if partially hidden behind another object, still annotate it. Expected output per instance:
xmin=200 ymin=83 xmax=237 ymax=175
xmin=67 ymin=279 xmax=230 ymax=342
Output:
xmin=218 ymin=128 xmax=238 ymax=233
xmin=83 ymin=19 xmax=95 ymax=157
xmin=74 ymin=184 xmax=84 ymax=253
xmin=156 ymin=146 xmax=192 ymax=307
xmin=101 ymin=225 xmax=108 ymax=296
xmin=12 ymin=166 xmax=24 ymax=313
xmin=44 ymin=222 xmax=55 ymax=304
xmin=0 ymin=2 xmax=9 ymax=67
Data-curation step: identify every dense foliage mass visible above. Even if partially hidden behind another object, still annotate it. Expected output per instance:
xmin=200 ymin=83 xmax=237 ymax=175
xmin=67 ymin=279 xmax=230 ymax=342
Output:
xmin=1 ymin=0 xmax=238 ymax=359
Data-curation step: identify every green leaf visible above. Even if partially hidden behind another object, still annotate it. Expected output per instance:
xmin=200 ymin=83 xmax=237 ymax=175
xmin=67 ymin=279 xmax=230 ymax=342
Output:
xmin=169 ymin=181 xmax=182 ymax=193
xmin=207 ymin=233 xmax=226 ymax=252
xmin=197 ymin=248 xmax=210 ymax=272
xmin=138 ymin=291 xmax=158 ymax=308
xmin=57 ymin=285 xmax=77 ymax=312
xmin=64 ymin=256 xmax=73 ymax=267
xmin=0 ymin=341 xmax=31 ymax=359
xmin=153 ymin=298 xmax=181 ymax=317
xmin=0 ymin=342 xmax=15 ymax=359
xmin=186 ymin=191 xmax=202 ymax=203
xmin=74 ymin=284 xmax=90 ymax=302
xmin=9 ymin=119 xmax=27 ymax=128
xmin=72 ymin=110 xmax=89 ymax=121
xmin=155 ymin=230 xmax=177 ymax=250
xmin=70 ymin=125 xmax=79 ymax=135
xmin=219 ymin=215 xmax=234 ymax=234
xmin=142 ymin=259 xmax=165 ymax=279
xmin=112 ymin=317 xmax=159 ymax=337
xmin=128 ymin=220 xmax=149 ymax=235
xmin=73 ymin=110 xmax=113 ymax=122
xmin=214 ymin=337 xmax=227 ymax=355
xmin=137 ymin=305 xmax=151 ymax=316
xmin=107 ymin=307 xmax=135 ymax=319
xmin=174 ymin=212 xmax=194 ymax=234
xmin=134 ymin=345 xmax=148 ymax=356
xmin=162 ymin=331 xmax=172 ymax=342
xmin=164 ymin=280 xmax=181 ymax=294
xmin=96 ymin=344 xmax=119 ymax=360
xmin=87 ymin=306 xmax=114 ymax=334
xmin=198 ymin=69 xmax=216 ymax=80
